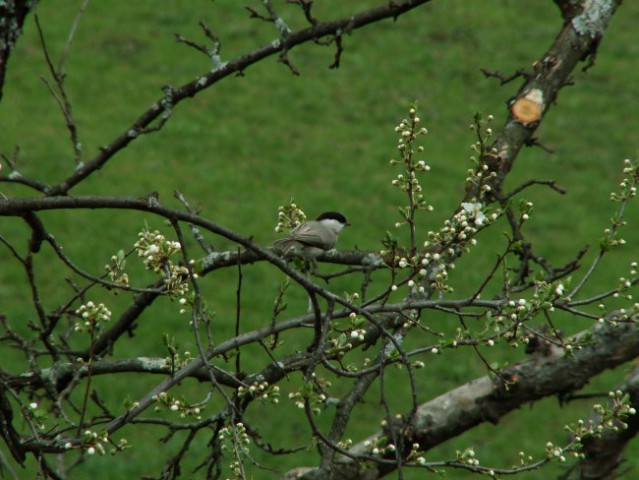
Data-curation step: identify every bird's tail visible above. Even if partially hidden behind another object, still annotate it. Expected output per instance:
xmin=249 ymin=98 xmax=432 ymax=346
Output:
xmin=273 ymin=238 xmax=296 ymax=258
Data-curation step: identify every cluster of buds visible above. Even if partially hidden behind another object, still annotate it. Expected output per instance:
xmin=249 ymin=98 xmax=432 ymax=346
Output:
xmin=104 ymin=249 xmax=129 ymax=286
xmin=165 ymin=349 xmax=193 ymax=371
xmin=616 ymin=274 xmax=634 ymax=297
xmin=163 ymin=263 xmax=190 ymax=298
xmin=135 ymin=229 xmax=182 ymax=272
xmin=425 ymin=201 xmax=495 ymax=249
xmin=394 ymin=107 xmax=428 ymax=158
xmin=518 ymin=450 xmax=535 ymax=466
xmin=74 ymin=301 xmax=112 ymax=334
xmin=237 ymin=381 xmax=280 ymax=404
xmin=467 ymin=112 xmax=497 ymax=194
xmin=480 ymin=298 xmax=536 ymax=349
xmin=152 ymin=391 xmax=203 ymax=420
xmin=275 ymin=201 xmax=306 ymax=233
xmin=64 ymin=429 xmax=112 ymax=456
xmin=384 ymin=109 xmax=506 ymax=297
xmin=287 ymin=390 xmax=326 ymax=415
xmin=603 ymin=261 xmax=639 ymax=307
xmin=337 ymin=439 xmax=353 ymax=450
xmin=610 ymin=158 xmax=639 ymax=202
xmin=562 ymin=389 xmax=636 ymax=460
xmin=601 ymin=158 xmax=639 ymax=252
xmin=219 ymin=422 xmax=251 ymax=479
xmin=369 ymin=441 xmax=396 ymax=457
xmin=544 ymin=441 xmax=567 ymax=463
xmin=349 ymin=328 xmax=366 ymax=342
xmin=219 ymin=422 xmax=250 ymax=450
xmin=365 ymin=418 xmax=404 ymax=457
xmin=288 ymin=390 xmax=307 ymax=410
xmin=134 ymin=228 xmax=191 ymax=298
xmin=288 ymin=376 xmax=329 ymax=415
xmin=405 ymin=442 xmax=428 ymax=466
xmin=530 ymin=279 xmax=566 ymax=306
xmin=455 ymin=446 xmax=480 ymax=466
xmin=597 ymin=389 xmax=637 ymax=429
xmin=347 ymin=311 xmax=366 ymax=342
xmin=474 ymin=279 xmax=576 ymax=349
xmin=390 ymin=107 xmax=433 ymax=228
xmin=326 ymin=329 xmax=356 ymax=356
xmin=465 ymin=163 xmax=497 ymax=196
xmin=386 ymin=201 xmax=498 ymax=294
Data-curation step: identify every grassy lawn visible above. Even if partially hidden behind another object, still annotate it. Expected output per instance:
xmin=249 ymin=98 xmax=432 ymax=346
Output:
xmin=1 ymin=1 xmax=639 ymax=478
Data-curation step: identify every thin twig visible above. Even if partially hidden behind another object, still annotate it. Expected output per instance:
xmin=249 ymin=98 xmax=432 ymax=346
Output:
xmin=57 ymin=0 xmax=91 ymax=74
xmin=235 ymin=246 xmax=243 ymax=374
xmin=504 ymin=179 xmax=567 ymax=200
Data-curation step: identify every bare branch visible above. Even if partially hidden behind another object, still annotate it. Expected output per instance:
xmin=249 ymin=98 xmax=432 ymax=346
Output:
xmin=34 ymin=13 xmax=84 ymax=164
xmin=480 ymin=67 xmax=531 ymax=85
xmin=36 ymin=0 xmax=433 ymax=196
xmin=504 ymin=179 xmax=567 ymax=199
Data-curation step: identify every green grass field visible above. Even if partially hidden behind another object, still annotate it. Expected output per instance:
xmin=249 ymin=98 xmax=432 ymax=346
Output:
xmin=1 ymin=1 xmax=639 ymax=478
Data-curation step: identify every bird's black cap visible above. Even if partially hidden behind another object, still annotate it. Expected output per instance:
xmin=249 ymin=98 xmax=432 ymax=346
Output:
xmin=316 ymin=211 xmax=349 ymax=225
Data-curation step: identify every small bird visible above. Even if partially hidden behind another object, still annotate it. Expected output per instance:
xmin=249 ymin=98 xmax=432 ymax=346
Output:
xmin=274 ymin=211 xmax=350 ymax=261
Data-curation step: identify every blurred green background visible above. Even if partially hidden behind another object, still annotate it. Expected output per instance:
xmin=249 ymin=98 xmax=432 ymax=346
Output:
xmin=1 ymin=1 xmax=639 ymax=478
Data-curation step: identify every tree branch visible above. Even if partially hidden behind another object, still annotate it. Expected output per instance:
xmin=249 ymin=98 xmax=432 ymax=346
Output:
xmin=470 ymin=0 xmax=622 ymax=200
xmin=0 ymin=1 xmax=38 ymax=101
xmin=284 ymin=316 xmax=639 ymax=479
xmin=1 ymin=0 xmax=433 ymax=196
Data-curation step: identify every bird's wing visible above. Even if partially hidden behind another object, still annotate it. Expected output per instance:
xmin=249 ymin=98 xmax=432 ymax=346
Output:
xmin=288 ymin=221 xmax=335 ymax=250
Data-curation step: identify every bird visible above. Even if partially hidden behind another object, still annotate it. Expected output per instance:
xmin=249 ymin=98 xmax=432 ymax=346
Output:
xmin=274 ymin=211 xmax=350 ymax=261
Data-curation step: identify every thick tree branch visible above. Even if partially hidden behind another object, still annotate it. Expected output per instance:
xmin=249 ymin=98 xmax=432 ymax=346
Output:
xmin=469 ymin=0 xmax=622 ymax=200
xmin=0 ymin=1 xmax=38 ymax=101
xmin=284 ymin=317 xmax=639 ymax=479
xmin=7 ymin=357 xmax=240 ymax=390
